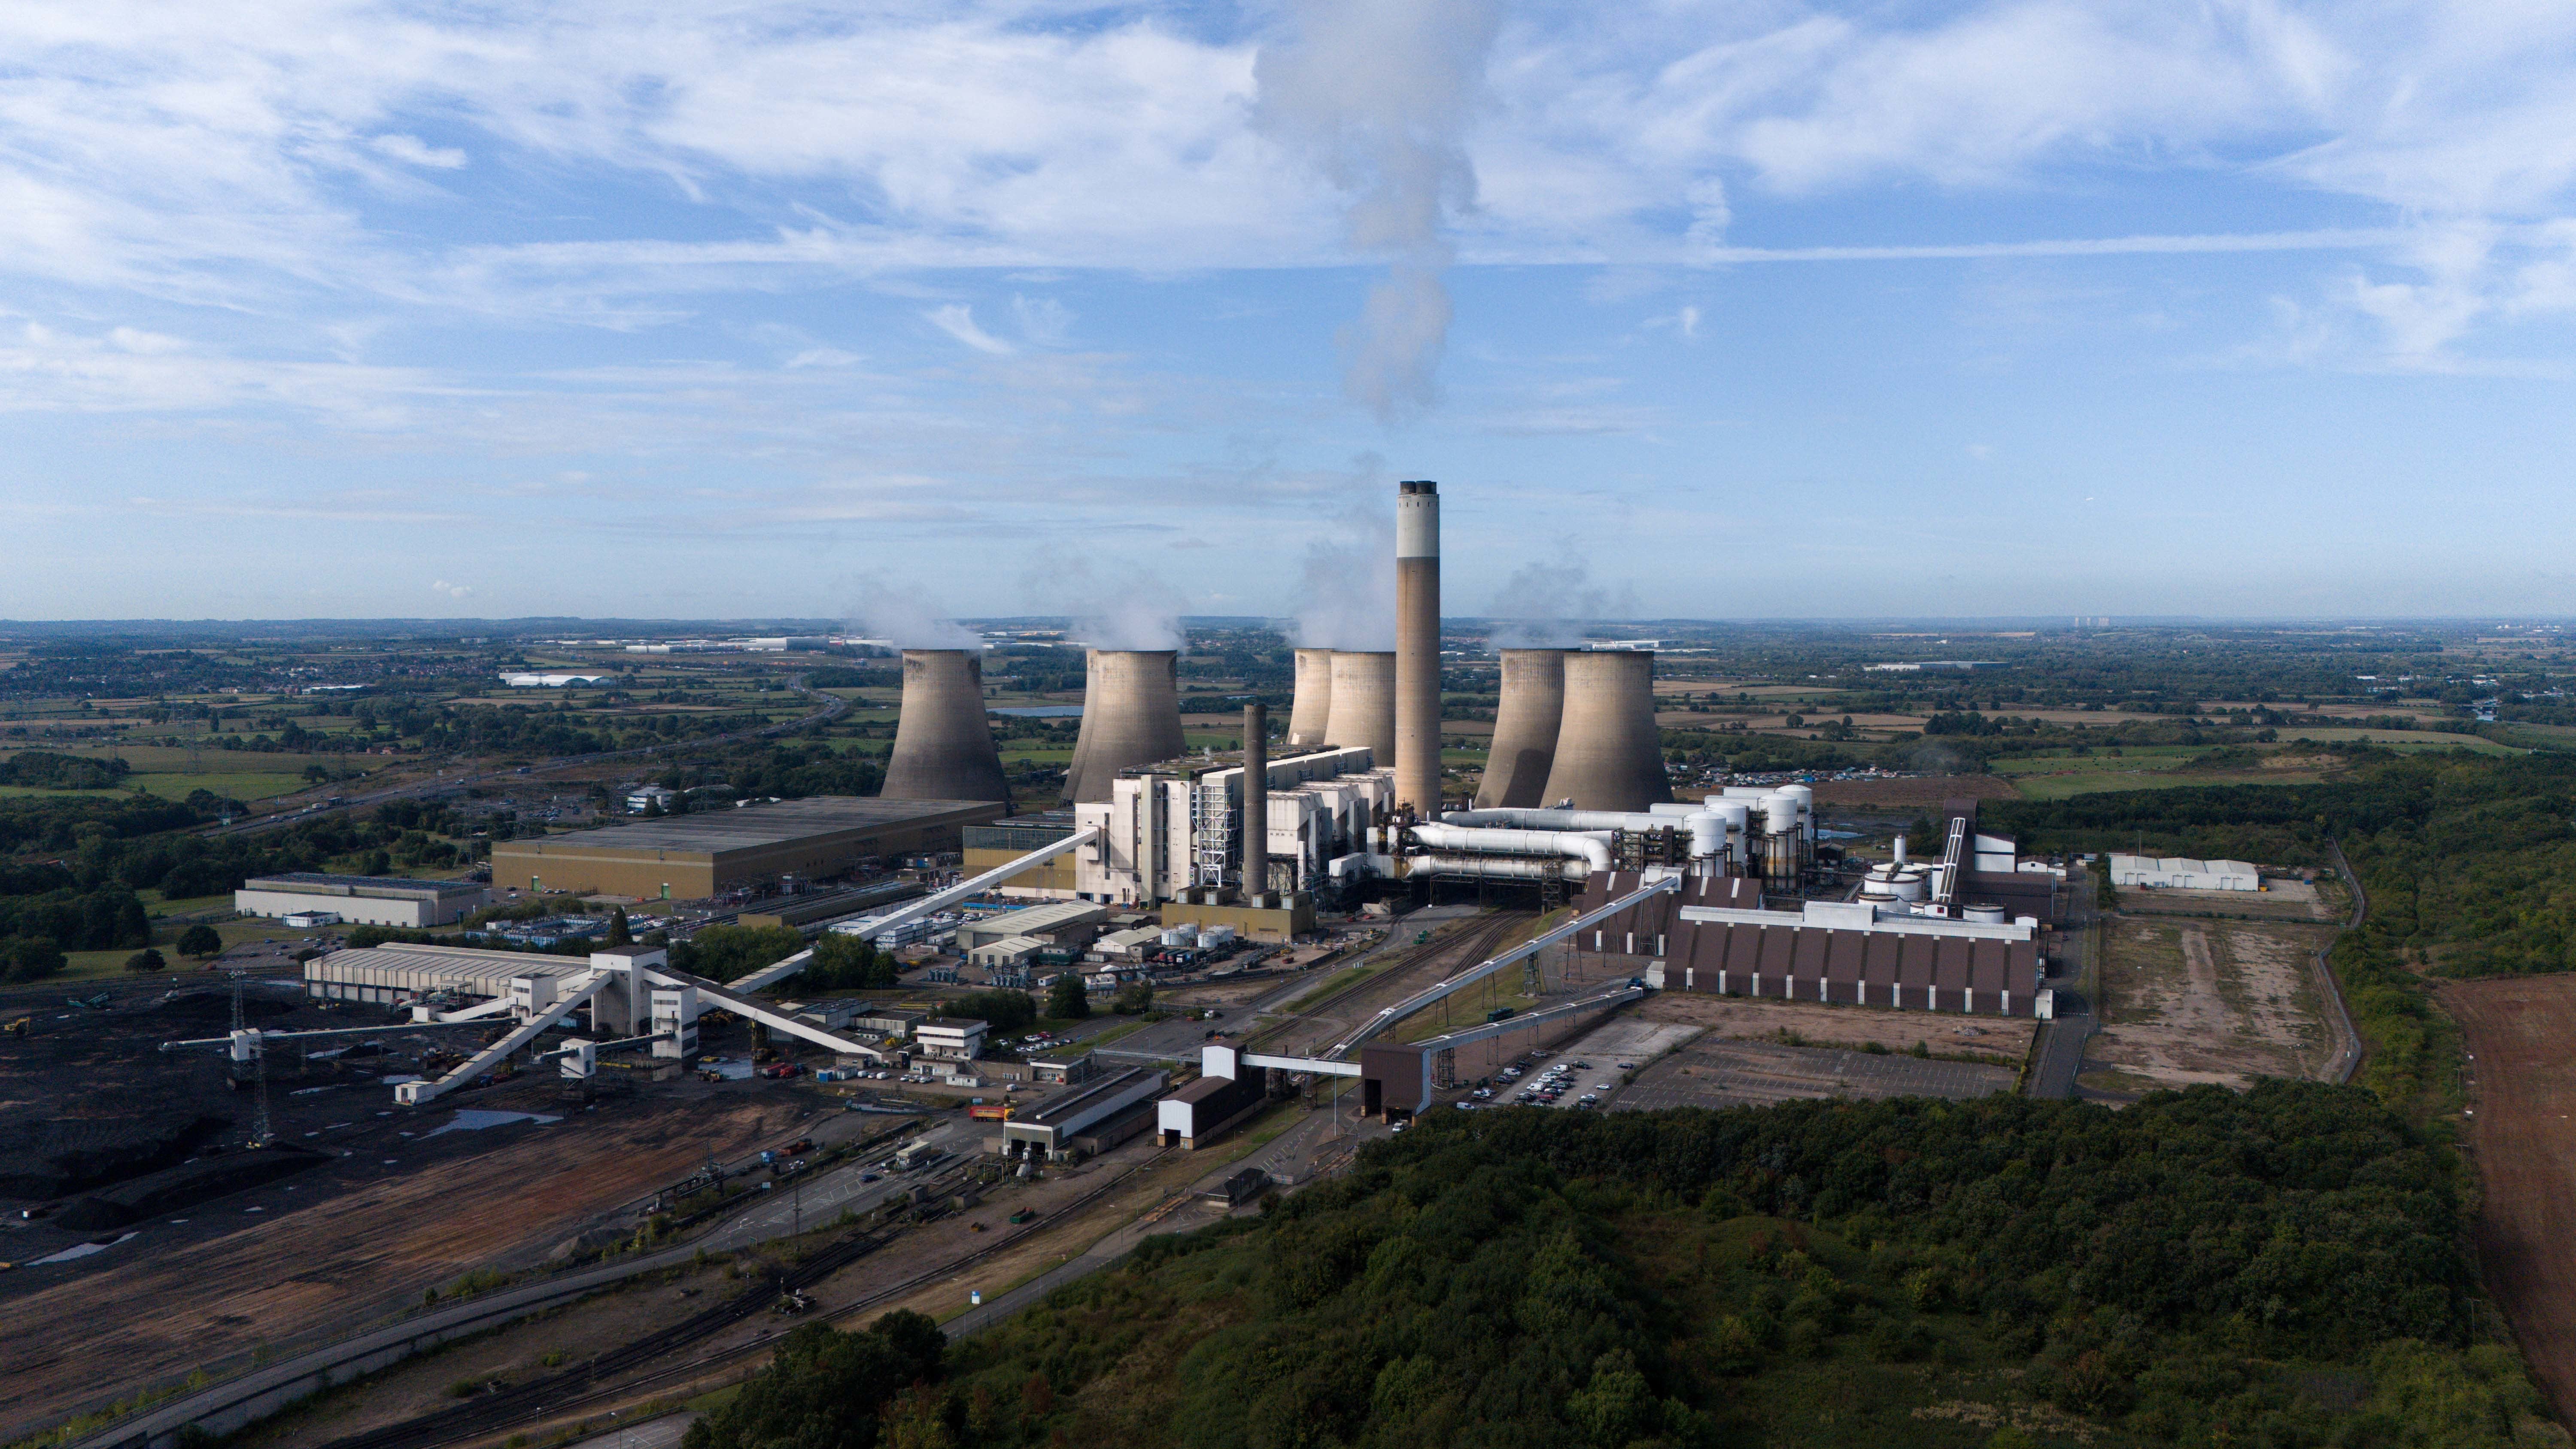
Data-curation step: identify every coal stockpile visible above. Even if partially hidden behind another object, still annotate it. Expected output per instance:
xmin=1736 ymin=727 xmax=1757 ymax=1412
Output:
xmin=52 ymin=1146 xmax=329 ymax=1231
xmin=0 ymin=1114 xmax=232 ymax=1200
xmin=140 ymin=990 xmax=295 ymax=1025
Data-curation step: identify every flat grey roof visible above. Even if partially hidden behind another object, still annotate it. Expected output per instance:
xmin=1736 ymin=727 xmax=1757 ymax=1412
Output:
xmin=244 ymin=873 xmax=485 ymax=899
xmin=1017 ymin=1066 xmax=1162 ymax=1128
xmin=509 ymin=797 xmax=996 ymax=857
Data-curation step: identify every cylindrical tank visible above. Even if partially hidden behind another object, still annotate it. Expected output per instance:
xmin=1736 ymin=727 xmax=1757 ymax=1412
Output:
xmin=1061 ymin=650 xmax=1187 ymax=804
xmin=1394 ymin=480 xmax=1442 ymax=815
xmin=1242 ymin=702 xmax=1270 ymax=905
xmin=1760 ymin=792 xmax=1801 ymax=837
xmin=1288 ymin=647 xmax=1336 ymax=748
xmin=1474 ymin=647 xmax=1566 ymax=809
xmin=1324 ymin=650 xmax=1397 ymax=769
xmin=1963 ymin=904 xmax=2008 ymax=924
xmin=1708 ymin=800 xmax=1750 ymax=866
xmin=880 ymin=649 xmax=1010 ymax=804
xmin=1537 ymin=651 xmax=1674 ymax=812
xmin=1684 ymin=811 xmax=1725 ymax=860
xmin=1777 ymin=783 xmax=1815 ymax=841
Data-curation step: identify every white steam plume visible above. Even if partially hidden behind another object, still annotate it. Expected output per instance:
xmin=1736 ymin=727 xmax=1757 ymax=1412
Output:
xmin=1485 ymin=556 xmax=1635 ymax=650
xmin=1255 ymin=0 xmax=1499 ymax=422
xmin=848 ymin=576 xmax=980 ymax=650
xmin=1043 ymin=556 xmax=1185 ymax=652
xmin=1289 ymin=504 xmax=1396 ymax=649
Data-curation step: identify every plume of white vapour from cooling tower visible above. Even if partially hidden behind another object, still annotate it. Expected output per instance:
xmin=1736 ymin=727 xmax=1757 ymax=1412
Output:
xmin=1254 ymin=0 xmax=1500 ymax=422
xmin=1042 ymin=556 xmax=1185 ymax=652
xmin=1485 ymin=557 xmax=1637 ymax=650
xmin=848 ymin=576 xmax=981 ymax=649
xmin=1290 ymin=505 xmax=1397 ymax=649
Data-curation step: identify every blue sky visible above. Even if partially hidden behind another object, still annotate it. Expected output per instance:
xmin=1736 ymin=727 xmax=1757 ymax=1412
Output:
xmin=3 ymin=0 xmax=2573 ymax=625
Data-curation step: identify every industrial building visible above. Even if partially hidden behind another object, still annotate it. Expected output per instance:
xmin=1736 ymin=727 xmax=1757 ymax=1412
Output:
xmin=489 ymin=796 xmax=1005 ymax=900
xmin=962 ymin=815 xmax=1084 ymax=899
xmin=954 ymin=900 xmax=1109 ymax=953
xmin=1569 ymin=870 xmax=2050 ymax=1016
xmin=2109 ymin=854 xmax=2259 ymax=891
xmin=878 ymin=650 xmax=1010 ymax=804
xmin=1001 ymin=1066 xmax=1167 ymax=1160
xmin=237 ymin=873 xmax=491 ymax=928
xmin=1072 ymin=740 xmax=1387 ymax=933
xmin=1156 ymin=1042 xmax=1272 ymax=1148
xmin=913 ymin=1018 xmax=988 ymax=1061
xmin=302 ymin=942 xmax=592 ymax=1006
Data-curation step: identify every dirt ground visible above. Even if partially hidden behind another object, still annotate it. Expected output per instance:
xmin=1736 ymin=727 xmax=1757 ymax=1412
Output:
xmin=1636 ymin=993 xmax=2035 ymax=1063
xmin=2442 ymin=976 xmax=2576 ymax=1428
xmin=2119 ymin=878 xmax=2339 ymax=922
xmin=2081 ymin=918 xmax=2333 ymax=1094
xmin=0 ymin=1092 xmax=793 ymax=1436
xmin=1806 ymin=776 xmax=2024 ymax=808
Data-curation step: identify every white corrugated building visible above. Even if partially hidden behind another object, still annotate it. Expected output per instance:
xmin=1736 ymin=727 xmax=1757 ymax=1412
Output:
xmin=2108 ymin=854 xmax=2259 ymax=891
xmin=968 ymin=934 xmax=1045 ymax=970
xmin=238 ymin=872 xmax=491 ymax=927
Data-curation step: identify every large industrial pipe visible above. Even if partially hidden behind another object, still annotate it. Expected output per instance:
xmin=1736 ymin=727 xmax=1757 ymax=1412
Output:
xmin=879 ymin=649 xmax=1011 ymax=804
xmin=1474 ymin=648 xmax=1565 ymax=809
xmin=1395 ymin=480 xmax=1441 ymax=815
xmin=1537 ymin=650 xmax=1674 ymax=812
xmin=1443 ymin=807 xmax=1674 ymax=832
xmin=1408 ymin=823 xmax=1611 ymax=873
xmin=1288 ymin=647 xmax=1335 ymax=748
xmin=1323 ymin=650 xmax=1396 ymax=767
xmin=1406 ymin=855 xmax=1586 ymax=882
xmin=1243 ymin=701 xmax=1269 ymax=905
xmin=1061 ymin=650 xmax=1186 ymax=803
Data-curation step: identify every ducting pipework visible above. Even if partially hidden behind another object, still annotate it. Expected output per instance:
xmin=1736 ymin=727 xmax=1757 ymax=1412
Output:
xmin=1324 ymin=650 xmax=1397 ymax=769
xmin=1538 ymin=650 xmax=1674 ymax=812
xmin=1394 ymin=480 xmax=1442 ymax=815
xmin=1407 ymin=855 xmax=1587 ymax=882
xmin=1288 ymin=647 xmax=1336 ymax=748
xmin=1443 ymin=807 xmax=1672 ymax=833
xmin=879 ymin=649 xmax=1010 ymax=804
xmin=1475 ymin=648 xmax=1566 ymax=809
xmin=1061 ymin=649 xmax=1187 ymax=804
xmin=1408 ymin=823 xmax=1611 ymax=874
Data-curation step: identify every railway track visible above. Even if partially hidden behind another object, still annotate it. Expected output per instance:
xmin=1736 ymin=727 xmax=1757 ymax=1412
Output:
xmin=319 ymin=1151 xmax=1172 ymax=1449
xmin=1254 ymin=910 xmax=1536 ymax=1057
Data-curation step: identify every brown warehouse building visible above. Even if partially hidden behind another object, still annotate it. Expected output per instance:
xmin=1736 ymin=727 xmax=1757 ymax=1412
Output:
xmin=490 ymin=796 xmax=1006 ymax=901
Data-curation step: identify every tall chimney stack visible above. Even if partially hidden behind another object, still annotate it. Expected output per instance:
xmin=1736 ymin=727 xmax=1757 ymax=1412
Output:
xmin=1394 ymin=480 xmax=1441 ymax=815
xmin=1061 ymin=649 xmax=1187 ymax=804
xmin=879 ymin=650 xmax=1011 ymax=805
xmin=1242 ymin=702 xmax=1269 ymax=906
xmin=1287 ymin=647 xmax=1336 ymax=748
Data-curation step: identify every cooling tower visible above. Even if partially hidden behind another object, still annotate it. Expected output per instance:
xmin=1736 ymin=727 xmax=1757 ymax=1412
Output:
xmin=1288 ymin=647 xmax=1336 ymax=748
xmin=1061 ymin=650 xmax=1187 ymax=804
xmin=1323 ymin=650 xmax=1396 ymax=768
xmin=1394 ymin=480 xmax=1442 ymax=814
xmin=1538 ymin=650 xmax=1674 ymax=812
xmin=879 ymin=649 xmax=1010 ymax=803
xmin=1242 ymin=702 xmax=1269 ymax=906
xmin=1473 ymin=648 xmax=1566 ymax=809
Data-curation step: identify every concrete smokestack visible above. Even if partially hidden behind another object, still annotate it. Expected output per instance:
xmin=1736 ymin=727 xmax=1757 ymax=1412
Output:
xmin=880 ymin=649 xmax=1010 ymax=803
xmin=1287 ymin=647 xmax=1336 ymax=748
xmin=1395 ymin=480 xmax=1441 ymax=815
xmin=1474 ymin=648 xmax=1566 ymax=809
xmin=1323 ymin=650 xmax=1396 ymax=767
xmin=1242 ymin=702 xmax=1269 ymax=906
xmin=1061 ymin=650 xmax=1187 ymax=804
xmin=1538 ymin=650 xmax=1674 ymax=812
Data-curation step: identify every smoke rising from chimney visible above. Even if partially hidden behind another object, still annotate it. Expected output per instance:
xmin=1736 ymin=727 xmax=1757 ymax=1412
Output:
xmin=1288 ymin=504 xmax=1395 ymax=649
xmin=1254 ymin=0 xmax=1499 ymax=422
xmin=847 ymin=576 xmax=980 ymax=650
xmin=1042 ymin=556 xmax=1185 ymax=652
xmin=1485 ymin=556 xmax=1636 ymax=650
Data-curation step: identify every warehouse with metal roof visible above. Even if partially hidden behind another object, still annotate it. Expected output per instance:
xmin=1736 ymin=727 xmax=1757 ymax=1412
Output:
xmin=489 ymin=796 xmax=1007 ymax=901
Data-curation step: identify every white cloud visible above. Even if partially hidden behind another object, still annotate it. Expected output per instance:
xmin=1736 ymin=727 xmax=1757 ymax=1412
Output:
xmin=432 ymin=579 xmax=475 ymax=597
xmin=369 ymin=133 xmax=466 ymax=169
xmin=923 ymin=304 xmax=1015 ymax=355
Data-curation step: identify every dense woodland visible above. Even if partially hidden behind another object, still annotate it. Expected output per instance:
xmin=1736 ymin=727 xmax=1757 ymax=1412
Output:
xmin=687 ymin=1086 xmax=2543 ymax=1449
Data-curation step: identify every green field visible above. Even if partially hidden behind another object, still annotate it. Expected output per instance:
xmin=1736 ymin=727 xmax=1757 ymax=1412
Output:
xmin=2282 ymin=728 xmax=2525 ymax=754
xmin=1990 ymin=747 xmax=2311 ymax=800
